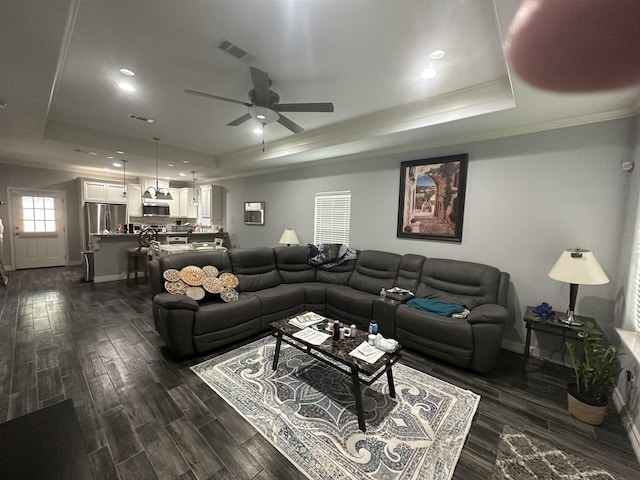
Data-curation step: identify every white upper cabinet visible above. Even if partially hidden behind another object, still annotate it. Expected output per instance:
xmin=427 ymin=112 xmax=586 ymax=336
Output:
xmin=106 ymin=184 xmax=126 ymax=202
xmin=83 ymin=180 xmax=127 ymax=203
xmin=200 ymin=185 xmax=212 ymax=219
xmin=127 ymin=184 xmax=143 ymax=216
xmin=83 ymin=182 xmax=107 ymax=202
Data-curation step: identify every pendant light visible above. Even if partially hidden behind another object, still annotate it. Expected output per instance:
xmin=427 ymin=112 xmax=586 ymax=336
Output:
xmin=121 ymin=159 xmax=128 ymax=199
xmin=191 ymin=171 xmax=199 ymax=205
xmin=143 ymin=137 xmax=173 ymax=201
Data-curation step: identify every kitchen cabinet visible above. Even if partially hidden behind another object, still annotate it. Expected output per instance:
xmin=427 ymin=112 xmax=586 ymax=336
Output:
xmin=127 ymin=184 xmax=142 ymax=216
xmin=166 ymin=188 xmax=179 ymax=216
xmin=180 ymin=188 xmax=198 ymax=218
xmin=83 ymin=180 xmax=126 ymax=203
xmin=142 ymin=178 xmax=169 ymax=194
xmin=200 ymin=185 xmax=211 ymax=219
xmin=106 ymin=184 xmax=126 ymax=202
xmin=199 ymin=185 xmax=223 ymax=228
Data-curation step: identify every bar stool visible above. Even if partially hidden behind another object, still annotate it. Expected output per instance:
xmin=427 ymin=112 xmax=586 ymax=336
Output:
xmin=127 ymin=228 xmax=156 ymax=281
xmin=127 ymin=247 xmax=149 ymax=281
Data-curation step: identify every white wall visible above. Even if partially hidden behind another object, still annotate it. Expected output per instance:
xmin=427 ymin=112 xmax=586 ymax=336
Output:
xmin=0 ymin=163 xmax=83 ymax=267
xmin=221 ymin=118 xmax=635 ymax=350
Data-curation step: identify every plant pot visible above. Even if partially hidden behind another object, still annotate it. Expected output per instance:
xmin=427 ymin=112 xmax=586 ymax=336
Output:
xmin=567 ymin=384 xmax=607 ymax=426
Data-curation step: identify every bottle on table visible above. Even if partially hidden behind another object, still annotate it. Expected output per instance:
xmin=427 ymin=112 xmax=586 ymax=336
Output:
xmin=379 ymin=288 xmax=387 ymax=301
xmin=332 ymin=320 xmax=341 ymax=341
xmin=368 ymin=319 xmax=378 ymax=335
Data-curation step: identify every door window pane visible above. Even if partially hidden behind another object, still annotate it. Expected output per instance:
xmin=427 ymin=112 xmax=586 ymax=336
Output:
xmin=22 ymin=196 xmax=56 ymax=233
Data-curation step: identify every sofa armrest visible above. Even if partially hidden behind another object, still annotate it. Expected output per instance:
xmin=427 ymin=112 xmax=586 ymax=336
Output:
xmin=152 ymin=293 xmax=199 ymax=358
xmin=153 ymin=292 xmax=200 ymax=311
xmin=467 ymin=304 xmax=508 ymax=324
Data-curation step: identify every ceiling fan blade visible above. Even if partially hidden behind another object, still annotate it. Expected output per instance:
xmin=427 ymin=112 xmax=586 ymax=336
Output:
xmin=185 ymin=89 xmax=252 ymax=107
xmin=277 ymin=114 xmax=304 ymax=134
xmin=227 ymin=113 xmax=252 ymax=126
xmin=273 ymin=102 xmax=335 ymax=113
xmin=250 ymin=67 xmax=271 ymax=106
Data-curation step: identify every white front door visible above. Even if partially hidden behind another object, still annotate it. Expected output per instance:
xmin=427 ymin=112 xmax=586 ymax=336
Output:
xmin=10 ymin=189 xmax=67 ymax=269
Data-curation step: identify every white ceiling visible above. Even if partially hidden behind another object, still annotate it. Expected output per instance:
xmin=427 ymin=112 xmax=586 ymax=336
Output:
xmin=1 ymin=0 xmax=638 ymax=184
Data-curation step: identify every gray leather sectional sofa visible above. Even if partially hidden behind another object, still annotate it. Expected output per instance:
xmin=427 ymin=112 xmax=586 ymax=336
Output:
xmin=149 ymin=246 xmax=510 ymax=373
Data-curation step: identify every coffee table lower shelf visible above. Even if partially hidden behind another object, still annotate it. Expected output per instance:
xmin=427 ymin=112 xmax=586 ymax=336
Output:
xmin=271 ymin=327 xmax=401 ymax=432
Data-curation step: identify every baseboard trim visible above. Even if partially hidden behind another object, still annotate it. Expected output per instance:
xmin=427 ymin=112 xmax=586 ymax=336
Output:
xmin=501 ymin=339 xmax=523 ymax=354
xmin=612 ymin=387 xmax=640 ymax=463
xmin=94 ymin=273 xmax=128 ymax=283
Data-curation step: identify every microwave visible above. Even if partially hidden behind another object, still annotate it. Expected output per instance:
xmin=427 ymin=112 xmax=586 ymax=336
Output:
xmin=143 ymin=203 xmax=170 ymax=217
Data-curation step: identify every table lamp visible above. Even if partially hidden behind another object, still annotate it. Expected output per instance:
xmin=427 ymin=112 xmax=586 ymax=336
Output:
xmin=548 ymin=248 xmax=609 ymax=325
xmin=279 ymin=229 xmax=299 ymax=246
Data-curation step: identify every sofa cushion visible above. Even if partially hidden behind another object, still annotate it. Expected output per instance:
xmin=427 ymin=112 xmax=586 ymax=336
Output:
xmin=396 ymin=254 xmax=426 ymax=292
xmin=251 ymin=284 xmax=305 ymax=315
xmin=395 ymin=304 xmax=474 ymax=350
xmin=348 ymin=250 xmax=401 ymax=294
xmin=315 ymin=258 xmax=356 ymax=284
xmin=228 ymin=247 xmax=282 ymax=292
xmin=415 ymin=258 xmax=502 ymax=309
xmin=326 ymin=285 xmax=377 ymax=328
xmin=274 ymin=246 xmax=316 ymax=283
xmin=193 ymin=295 xmax=261 ymax=336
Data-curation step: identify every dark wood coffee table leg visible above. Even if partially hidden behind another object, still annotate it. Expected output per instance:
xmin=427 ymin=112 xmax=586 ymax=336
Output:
xmin=272 ymin=331 xmax=283 ymax=370
xmin=350 ymin=366 xmax=366 ymax=432
xmin=386 ymin=367 xmax=396 ymax=398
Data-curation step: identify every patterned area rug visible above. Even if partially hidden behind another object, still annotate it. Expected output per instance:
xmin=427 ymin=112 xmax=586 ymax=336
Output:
xmin=191 ymin=336 xmax=480 ymax=480
xmin=492 ymin=425 xmax=623 ymax=479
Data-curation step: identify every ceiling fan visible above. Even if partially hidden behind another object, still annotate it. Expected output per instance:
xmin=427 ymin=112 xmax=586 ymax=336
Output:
xmin=185 ymin=67 xmax=334 ymax=134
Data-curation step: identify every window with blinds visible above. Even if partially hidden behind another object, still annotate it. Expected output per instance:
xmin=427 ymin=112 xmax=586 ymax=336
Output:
xmin=314 ymin=191 xmax=351 ymax=245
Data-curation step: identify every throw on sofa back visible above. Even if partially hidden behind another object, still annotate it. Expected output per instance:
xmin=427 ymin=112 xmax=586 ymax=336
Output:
xmin=348 ymin=250 xmax=401 ymax=294
xmin=274 ymin=246 xmax=317 ymax=283
xmin=415 ymin=258 xmax=502 ymax=309
xmin=228 ymin=247 xmax=282 ymax=292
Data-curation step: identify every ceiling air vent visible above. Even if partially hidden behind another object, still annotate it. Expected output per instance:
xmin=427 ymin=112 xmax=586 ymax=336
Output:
xmin=128 ymin=114 xmax=154 ymax=123
xmin=218 ymin=39 xmax=248 ymax=60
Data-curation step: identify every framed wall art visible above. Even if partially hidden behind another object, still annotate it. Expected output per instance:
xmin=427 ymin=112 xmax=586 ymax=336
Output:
xmin=397 ymin=154 xmax=468 ymax=242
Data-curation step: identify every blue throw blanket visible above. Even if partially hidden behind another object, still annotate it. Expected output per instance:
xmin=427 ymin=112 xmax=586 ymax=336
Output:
xmin=406 ymin=298 xmax=465 ymax=316
xmin=307 ymin=243 xmax=357 ymax=268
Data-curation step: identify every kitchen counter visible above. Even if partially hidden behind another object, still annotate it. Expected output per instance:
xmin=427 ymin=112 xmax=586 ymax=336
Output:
xmin=88 ymin=231 xmax=231 ymax=283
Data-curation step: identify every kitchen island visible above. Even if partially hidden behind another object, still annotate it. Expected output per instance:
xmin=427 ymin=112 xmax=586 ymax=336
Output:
xmin=89 ymin=231 xmax=230 ymax=283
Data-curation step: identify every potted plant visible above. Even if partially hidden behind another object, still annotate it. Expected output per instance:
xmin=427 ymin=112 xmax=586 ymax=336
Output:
xmin=566 ymin=321 xmax=621 ymax=425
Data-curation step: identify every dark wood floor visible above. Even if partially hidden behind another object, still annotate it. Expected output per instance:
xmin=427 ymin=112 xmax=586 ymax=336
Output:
xmin=0 ymin=266 xmax=638 ymax=479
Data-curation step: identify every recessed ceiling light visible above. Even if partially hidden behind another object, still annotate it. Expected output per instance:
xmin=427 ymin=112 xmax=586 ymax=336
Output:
xmin=118 ymin=82 xmax=136 ymax=92
xmin=256 ymin=114 xmax=266 ymax=120
xmin=168 ymin=164 xmax=174 ymax=167
xmin=88 ymin=151 xmax=98 ymax=156
xmin=119 ymin=68 xmax=135 ymax=76
xmin=116 ymin=150 xmax=124 ymax=154
xmin=253 ymin=127 xmax=263 ymax=134
xmin=182 ymin=160 xmax=189 ymax=164
xmin=107 ymin=156 xmax=114 ymax=159
xmin=179 ymin=172 xmax=186 ymax=177
xmin=420 ymin=67 xmax=437 ymax=79
xmin=112 ymin=162 xmax=122 ymax=167
xmin=429 ymin=50 xmax=445 ymax=60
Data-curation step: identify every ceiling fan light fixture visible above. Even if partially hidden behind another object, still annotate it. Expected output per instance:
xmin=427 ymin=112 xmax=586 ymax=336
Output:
xmin=249 ymin=105 xmax=279 ymax=125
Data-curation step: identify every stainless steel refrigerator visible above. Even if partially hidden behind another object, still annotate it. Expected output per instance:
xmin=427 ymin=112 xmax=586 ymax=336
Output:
xmin=84 ymin=202 xmax=127 ymax=250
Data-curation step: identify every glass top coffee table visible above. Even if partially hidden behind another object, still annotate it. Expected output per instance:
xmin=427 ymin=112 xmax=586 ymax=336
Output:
xmin=270 ymin=315 xmax=402 ymax=432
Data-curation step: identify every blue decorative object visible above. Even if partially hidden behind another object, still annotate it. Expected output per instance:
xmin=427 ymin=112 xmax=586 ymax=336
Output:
xmin=533 ymin=302 xmax=555 ymax=320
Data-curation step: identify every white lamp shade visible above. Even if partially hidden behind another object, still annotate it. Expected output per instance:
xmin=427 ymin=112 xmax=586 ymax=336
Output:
xmin=548 ymin=248 xmax=609 ymax=285
xmin=279 ymin=229 xmax=299 ymax=245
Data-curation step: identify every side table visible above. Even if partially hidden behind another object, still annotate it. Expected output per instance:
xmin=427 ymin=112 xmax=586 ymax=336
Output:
xmin=523 ymin=305 xmax=593 ymax=368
